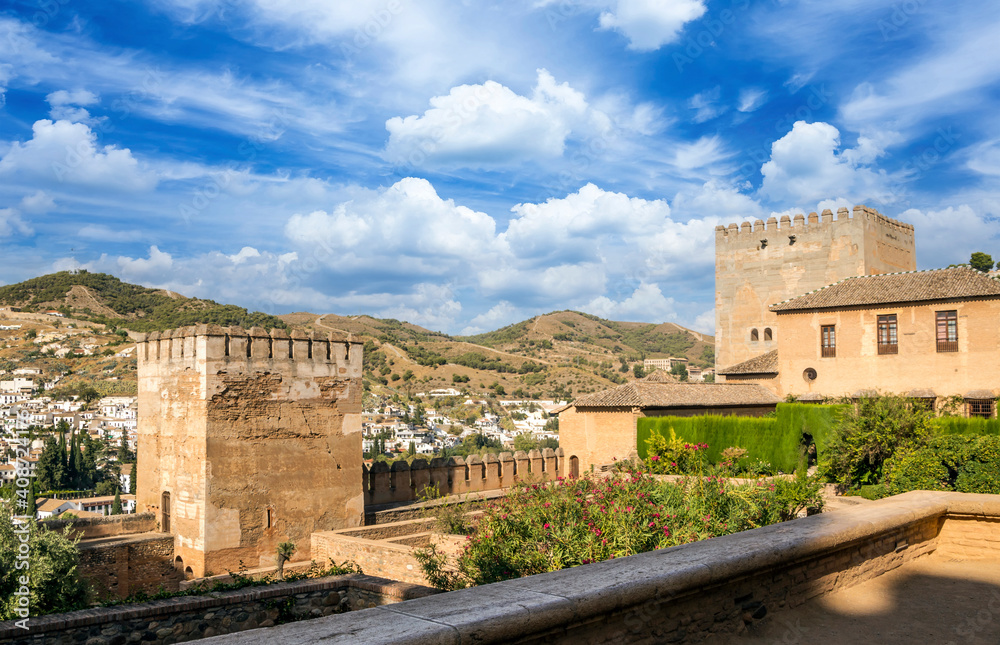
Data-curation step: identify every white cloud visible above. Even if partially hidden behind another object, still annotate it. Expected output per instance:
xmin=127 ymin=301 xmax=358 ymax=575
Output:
xmin=0 ymin=119 xmax=156 ymax=191
xmin=78 ymin=225 xmax=145 ymax=242
xmin=688 ymin=86 xmax=725 ymax=123
xmin=598 ymin=0 xmax=707 ymax=51
xmin=582 ymin=282 xmax=678 ymax=322
xmin=760 ymin=121 xmax=891 ymax=206
xmin=966 ymin=139 xmax=1000 ymax=177
xmin=671 ymin=180 xmax=763 ymax=221
xmin=19 ymin=190 xmax=55 ymax=214
xmin=672 ymin=136 xmax=730 ymax=171
xmin=46 ymin=89 xmax=101 ymax=124
xmin=737 ymin=87 xmax=767 ymax=113
xmin=899 ymin=205 xmax=1000 ymax=268
xmin=385 ymin=69 xmax=605 ymax=168
xmin=0 ymin=208 xmax=32 ymax=237
xmin=460 ymin=301 xmax=523 ymax=336
xmin=285 ymin=177 xmax=501 ymax=275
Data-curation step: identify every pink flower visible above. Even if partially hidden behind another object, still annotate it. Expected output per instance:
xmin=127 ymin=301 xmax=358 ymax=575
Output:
xmin=544 ymin=523 xmax=550 ymax=529
xmin=651 ymin=455 xmax=660 ymax=462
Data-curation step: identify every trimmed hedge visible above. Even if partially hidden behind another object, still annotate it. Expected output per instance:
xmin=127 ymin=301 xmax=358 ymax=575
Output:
xmin=636 ymin=404 xmax=844 ymax=473
xmin=930 ymin=416 xmax=1000 ymax=437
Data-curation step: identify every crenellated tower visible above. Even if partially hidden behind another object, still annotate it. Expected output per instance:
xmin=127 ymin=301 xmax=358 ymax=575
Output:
xmin=715 ymin=205 xmax=916 ymax=372
xmin=135 ymin=324 xmax=364 ymax=578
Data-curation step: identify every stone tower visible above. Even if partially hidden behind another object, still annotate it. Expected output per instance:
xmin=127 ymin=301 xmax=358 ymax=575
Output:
xmin=135 ymin=324 xmax=364 ymax=578
xmin=715 ymin=205 xmax=916 ymax=372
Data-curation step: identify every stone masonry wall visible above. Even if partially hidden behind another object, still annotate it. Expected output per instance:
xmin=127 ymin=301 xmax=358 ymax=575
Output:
xmin=78 ymin=533 xmax=183 ymax=600
xmin=0 ymin=574 xmax=439 ymax=645
xmin=136 ymin=325 xmax=365 ymax=578
xmin=43 ymin=512 xmax=157 ymax=540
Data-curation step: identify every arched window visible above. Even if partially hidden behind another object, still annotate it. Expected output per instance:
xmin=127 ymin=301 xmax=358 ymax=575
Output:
xmin=750 ymin=329 xmax=759 ymax=342
xmin=764 ymin=328 xmax=773 ymax=341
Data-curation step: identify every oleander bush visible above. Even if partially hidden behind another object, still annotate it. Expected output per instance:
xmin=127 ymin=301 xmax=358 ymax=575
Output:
xmin=415 ymin=465 xmax=823 ymax=590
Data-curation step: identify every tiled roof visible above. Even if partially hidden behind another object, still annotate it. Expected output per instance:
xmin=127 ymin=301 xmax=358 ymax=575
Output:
xmin=641 ymin=369 xmax=676 ymax=383
xmin=568 ymin=382 xmax=780 ymax=409
xmin=716 ymin=350 xmax=778 ymax=376
xmin=771 ymin=267 xmax=1000 ymax=312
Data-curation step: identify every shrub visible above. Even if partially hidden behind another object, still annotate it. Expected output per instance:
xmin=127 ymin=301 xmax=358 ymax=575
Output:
xmin=645 ymin=428 xmax=708 ymax=475
xmin=826 ymin=394 xmax=933 ymax=488
xmin=885 ymin=435 xmax=1000 ymax=495
xmin=417 ymin=466 xmax=823 ymax=590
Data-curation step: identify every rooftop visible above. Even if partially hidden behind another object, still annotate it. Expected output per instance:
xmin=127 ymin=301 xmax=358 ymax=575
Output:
xmin=771 ymin=266 xmax=1000 ymax=312
xmin=717 ymin=350 xmax=779 ymax=376
xmin=568 ymin=381 xmax=780 ymax=409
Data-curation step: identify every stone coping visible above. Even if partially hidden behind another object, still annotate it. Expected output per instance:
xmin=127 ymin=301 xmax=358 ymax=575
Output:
xmin=0 ymin=574 xmax=437 ymax=640
xmin=203 ymin=491 xmax=1000 ymax=645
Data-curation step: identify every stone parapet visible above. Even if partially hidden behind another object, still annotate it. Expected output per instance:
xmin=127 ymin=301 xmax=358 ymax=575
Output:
xmin=198 ymin=491 xmax=1000 ymax=645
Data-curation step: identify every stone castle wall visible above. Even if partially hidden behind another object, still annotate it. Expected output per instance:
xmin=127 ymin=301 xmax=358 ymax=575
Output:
xmin=363 ymin=448 xmax=578 ymax=506
xmin=136 ymin=324 xmax=365 ymax=578
xmin=714 ymin=205 xmax=916 ymax=372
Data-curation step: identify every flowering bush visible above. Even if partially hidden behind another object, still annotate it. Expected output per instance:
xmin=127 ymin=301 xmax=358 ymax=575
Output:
xmin=645 ymin=428 xmax=708 ymax=475
xmin=415 ymin=465 xmax=820 ymax=590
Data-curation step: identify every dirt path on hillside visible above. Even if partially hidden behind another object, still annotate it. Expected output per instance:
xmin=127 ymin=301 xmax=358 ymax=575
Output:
xmin=313 ymin=314 xmax=352 ymax=335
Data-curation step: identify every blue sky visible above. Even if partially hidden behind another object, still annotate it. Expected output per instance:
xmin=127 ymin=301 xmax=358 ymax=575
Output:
xmin=0 ymin=0 xmax=998 ymax=335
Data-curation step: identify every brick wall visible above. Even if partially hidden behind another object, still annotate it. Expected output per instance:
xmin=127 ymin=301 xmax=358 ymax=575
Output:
xmin=935 ymin=514 xmax=1000 ymax=559
xmin=43 ymin=512 xmax=157 ymax=540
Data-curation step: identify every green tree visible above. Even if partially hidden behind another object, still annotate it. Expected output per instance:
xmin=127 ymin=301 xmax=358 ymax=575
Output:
xmin=828 ymin=394 xmax=934 ymax=488
xmin=129 ymin=462 xmax=137 ymax=495
xmin=632 ymin=364 xmax=645 ymax=379
xmin=0 ymin=508 xmax=89 ymax=619
xmin=79 ymin=387 xmax=100 ymax=405
xmin=970 ymin=252 xmax=995 ymax=272
xmin=111 ymin=489 xmax=122 ymax=515
xmin=34 ymin=437 xmax=64 ymax=493
xmin=116 ymin=432 xmax=130 ymax=463
xmin=670 ymin=362 xmax=689 ymax=382
xmin=407 ymin=441 xmax=416 ymax=457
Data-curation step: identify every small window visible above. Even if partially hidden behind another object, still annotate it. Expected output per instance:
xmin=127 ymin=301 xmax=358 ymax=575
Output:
xmin=750 ymin=329 xmax=759 ymax=342
xmin=266 ymin=508 xmax=274 ymax=529
xmin=821 ymin=325 xmax=836 ymax=357
xmin=803 ymin=368 xmax=817 ymax=382
xmin=968 ymin=399 xmax=996 ymax=419
xmin=763 ymin=328 xmax=773 ymax=342
xmin=877 ymin=314 xmax=898 ymax=355
xmin=161 ymin=491 xmax=171 ymax=533
xmin=936 ymin=311 xmax=958 ymax=352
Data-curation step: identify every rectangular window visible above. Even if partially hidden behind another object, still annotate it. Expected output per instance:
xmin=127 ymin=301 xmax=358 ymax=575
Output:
xmin=968 ymin=399 xmax=996 ymax=419
xmin=821 ymin=325 xmax=836 ymax=357
xmin=936 ymin=310 xmax=958 ymax=352
xmin=877 ymin=314 xmax=898 ymax=355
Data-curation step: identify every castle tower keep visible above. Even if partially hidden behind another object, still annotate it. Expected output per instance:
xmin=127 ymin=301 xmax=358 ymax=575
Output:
xmin=135 ymin=324 xmax=364 ymax=578
xmin=715 ymin=205 xmax=916 ymax=372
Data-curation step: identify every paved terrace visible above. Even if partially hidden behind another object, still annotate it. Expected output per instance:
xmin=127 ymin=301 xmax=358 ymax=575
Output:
xmin=205 ymin=491 xmax=1000 ymax=645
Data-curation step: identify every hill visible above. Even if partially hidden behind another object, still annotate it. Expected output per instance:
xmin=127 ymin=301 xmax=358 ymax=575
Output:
xmin=280 ymin=310 xmax=714 ymax=401
xmin=0 ymin=271 xmax=286 ymax=332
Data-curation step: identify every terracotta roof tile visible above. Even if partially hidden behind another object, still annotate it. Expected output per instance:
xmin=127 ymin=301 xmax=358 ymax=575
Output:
xmin=641 ymin=369 xmax=676 ymax=383
xmin=771 ymin=267 xmax=1000 ymax=312
xmin=717 ymin=350 xmax=778 ymax=376
xmin=568 ymin=382 xmax=780 ymax=409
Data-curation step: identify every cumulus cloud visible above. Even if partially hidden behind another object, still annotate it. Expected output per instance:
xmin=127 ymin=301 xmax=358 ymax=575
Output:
xmin=899 ymin=205 xmax=1000 ymax=268
xmin=582 ymin=282 xmax=678 ymax=322
xmin=0 ymin=119 xmax=156 ymax=191
xmin=598 ymin=0 xmax=707 ymax=51
xmin=19 ymin=190 xmax=55 ymax=214
xmin=385 ymin=69 xmax=605 ymax=168
xmin=285 ymin=177 xmax=500 ymax=275
xmin=0 ymin=208 xmax=33 ymax=237
xmin=460 ymin=301 xmax=523 ymax=336
xmin=760 ymin=121 xmax=891 ymax=206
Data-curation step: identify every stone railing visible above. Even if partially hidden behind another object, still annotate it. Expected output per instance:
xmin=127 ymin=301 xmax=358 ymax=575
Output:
xmin=202 ymin=491 xmax=1000 ymax=644
xmin=363 ymin=448 xmax=579 ymax=506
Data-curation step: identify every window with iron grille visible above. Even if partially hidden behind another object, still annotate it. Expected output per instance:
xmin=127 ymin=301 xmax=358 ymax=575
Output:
xmin=821 ymin=325 xmax=836 ymax=357
xmin=968 ymin=399 xmax=996 ymax=419
xmin=936 ymin=310 xmax=958 ymax=352
xmin=877 ymin=314 xmax=898 ymax=355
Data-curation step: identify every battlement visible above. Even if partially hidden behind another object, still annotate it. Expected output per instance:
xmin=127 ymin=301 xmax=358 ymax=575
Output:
xmin=134 ymin=324 xmax=362 ymax=376
xmin=715 ymin=205 xmax=914 ymax=240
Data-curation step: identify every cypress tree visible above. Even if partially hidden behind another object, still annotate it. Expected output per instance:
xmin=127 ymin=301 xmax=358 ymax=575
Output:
xmin=57 ymin=428 xmax=67 ymax=484
xmin=65 ymin=431 xmax=79 ymax=490
xmin=73 ymin=434 xmax=87 ymax=490
xmin=26 ymin=483 xmax=37 ymax=518
xmin=111 ymin=489 xmax=123 ymax=515
xmin=35 ymin=436 xmax=64 ymax=492
xmin=82 ymin=434 xmax=99 ymax=490
xmin=129 ymin=462 xmax=137 ymax=495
